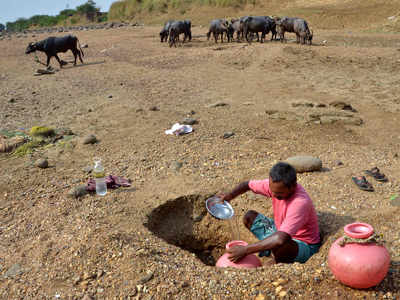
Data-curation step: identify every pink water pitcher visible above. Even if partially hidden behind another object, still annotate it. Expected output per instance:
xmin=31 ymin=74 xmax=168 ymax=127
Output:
xmin=216 ymin=240 xmax=262 ymax=269
xmin=328 ymin=223 xmax=390 ymax=289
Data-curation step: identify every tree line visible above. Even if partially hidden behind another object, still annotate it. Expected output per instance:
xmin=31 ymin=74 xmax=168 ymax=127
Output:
xmin=1 ymin=0 xmax=108 ymax=32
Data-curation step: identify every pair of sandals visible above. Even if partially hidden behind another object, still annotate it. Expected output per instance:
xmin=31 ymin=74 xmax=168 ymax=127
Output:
xmin=352 ymin=167 xmax=388 ymax=192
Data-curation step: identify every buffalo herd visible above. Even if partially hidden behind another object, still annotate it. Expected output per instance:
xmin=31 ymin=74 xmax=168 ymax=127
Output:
xmin=24 ymin=16 xmax=312 ymax=68
xmin=161 ymin=16 xmax=313 ymax=47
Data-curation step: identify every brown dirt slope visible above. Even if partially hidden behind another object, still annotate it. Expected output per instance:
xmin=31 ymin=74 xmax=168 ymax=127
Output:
xmin=113 ymin=0 xmax=400 ymax=31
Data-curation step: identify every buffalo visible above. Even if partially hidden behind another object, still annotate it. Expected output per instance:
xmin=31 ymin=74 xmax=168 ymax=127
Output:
xmin=160 ymin=20 xmax=174 ymax=43
xmin=229 ymin=18 xmax=245 ymax=41
xmin=242 ymin=16 xmax=277 ymax=43
xmin=207 ymin=19 xmax=232 ymax=43
xmin=25 ymin=35 xmax=84 ymax=67
xmin=168 ymin=20 xmax=192 ymax=47
xmin=275 ymin=17 xmax=313 ymax=45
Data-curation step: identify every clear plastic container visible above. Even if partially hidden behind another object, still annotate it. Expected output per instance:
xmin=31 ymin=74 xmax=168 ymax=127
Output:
xmin=93 ymin=158 xmax=107 ymax=196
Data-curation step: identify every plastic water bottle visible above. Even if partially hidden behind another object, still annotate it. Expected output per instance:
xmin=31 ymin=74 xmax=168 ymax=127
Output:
xmin=93 ymin=158 xmax=107 ymax=196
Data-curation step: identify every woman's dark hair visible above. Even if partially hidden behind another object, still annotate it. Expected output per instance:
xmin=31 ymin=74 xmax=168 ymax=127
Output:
xmin=269 ymin=162 xmax=297 ymax=188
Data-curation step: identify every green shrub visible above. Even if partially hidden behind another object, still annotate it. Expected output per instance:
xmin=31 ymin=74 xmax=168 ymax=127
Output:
xmin=29 ymin=126 xmax=55 ymax=138
xmin=71 ymin=17 xmax=79 ymax=24
xmin=13 ymin=140 xmax=42 ymax=157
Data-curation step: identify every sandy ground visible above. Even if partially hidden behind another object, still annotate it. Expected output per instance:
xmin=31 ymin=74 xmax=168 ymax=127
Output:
xmin=0 ymin=25 xmax=400 ymax=299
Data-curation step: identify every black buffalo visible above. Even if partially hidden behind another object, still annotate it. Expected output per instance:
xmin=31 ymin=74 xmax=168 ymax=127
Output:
xmin=207 ymin=19 xmax=232 ymax=43
xmin=160 ymin=20 xmax=174 ymax=43
xmin=168 ymin=20 xmax=192 ymax=47
xmin=229 ymin=18 xmax=245 ymax=41
xmin=243 ymin=16 xmax=276 ymax=43
xmin=276 ymin=17 xmax=313 ymax=45
xmin=25 ymin=35 xmax=84 ymax=67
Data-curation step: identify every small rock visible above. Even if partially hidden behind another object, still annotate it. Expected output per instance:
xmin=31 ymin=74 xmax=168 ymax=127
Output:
xmin=68 ymin=185 xmax=88 ymax=199
xmin=223 ymin=132 xmax=235 ymax=139
xmin=278 ymin=291 xmax=287 ymax=297
xmin=4 ymin=263 xmax=23 ymax=278
xmin=82 ymin=134 xmax=97 ymax=144
xmin=136 ymin=249 xmax=145 ymax=255
xmin=314 ymin=276 xmax=322 ymax=283
xmin=108 ymin=95 xmax=113 ymax=99
xmin=97 ymin=270 xmax=104 ymax=279
xmin=83 ymin=271 xmax=95 ymax=280
xmin=56 ymin=127 xmax=74 ymax=136
xmin=207 ymin=102 xmax=228 ymax=108
xmin=73 ymin=275 xmax=81 ymax=285
xmin=291 ymin=101 xmax=314 ymax=108
xmin=277 ymin=278 xmax=287 ymax=285
xmin=329 ymin=101 xmax=357 ymax=112
xmin=8 ymin=98 xmax=15 ymax=103
xmin=265 ymin=110 xmax=278 ymax=115
xmin=149 ymin=106 xmax=160 ymax=111
xmin=182 ymin=117 xmax=197 ymax=125
xmin=136 ymin=108 xmax=144 ymax=113
xmin=35 ymin=158 xmax=48 ymax=169
xmin=171 ymin=161 xmax=183 ymax=171
xmin=285 ymin=156 xmax=322 ymax=173
xmin=390 ymin=194 xmax=400 ymax=207
xmin=316 ymin=103 xmax=326 ymax=108
xmin=255 ymin=293 xmax=265 ymax=300
xmin=136 ymin=284 xmax=144 ymax=292
xmin=181 ymin=281 xmax=189 ymax=288
xmin=335 ymin=160 xmax=344 ymax=166
xmin=83 ymin=166 xmax=93 ymax=173
xmin=137 ymin=271 xmax=154 ymax=284
xmin=188 ymin=110 xmax=196 ymax=115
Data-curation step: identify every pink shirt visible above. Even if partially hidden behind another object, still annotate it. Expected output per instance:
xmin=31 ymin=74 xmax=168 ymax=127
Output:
xmin=248 ymin=179 xmax=320 ymax=244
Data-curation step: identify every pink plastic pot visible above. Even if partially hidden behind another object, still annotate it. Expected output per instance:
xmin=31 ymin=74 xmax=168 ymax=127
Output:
xmin=216 ymin=240 xmax=262 ymax=269
xmin=328 ymin=223 xmax=390 ymax=289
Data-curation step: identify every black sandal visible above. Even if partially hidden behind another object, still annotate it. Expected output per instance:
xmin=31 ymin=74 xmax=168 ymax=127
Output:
xmin=352 ymin=176 xmax=374 ymax=192
xmin=364 ymin=167 xmax=388 ymax=182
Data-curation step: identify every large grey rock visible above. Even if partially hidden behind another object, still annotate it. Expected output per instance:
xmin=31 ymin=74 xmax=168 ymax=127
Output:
xmin=285 ymin=156 xmax=322 ymax=173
